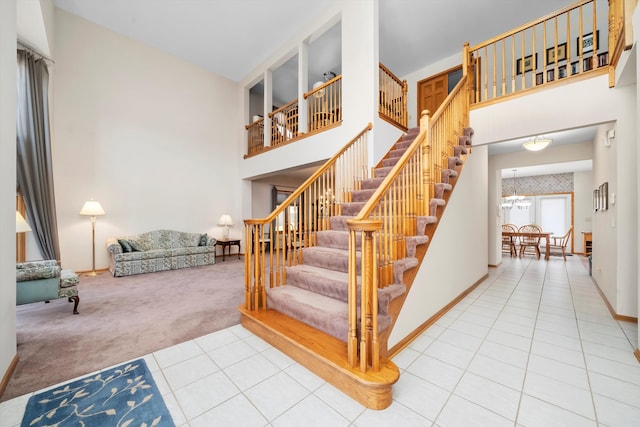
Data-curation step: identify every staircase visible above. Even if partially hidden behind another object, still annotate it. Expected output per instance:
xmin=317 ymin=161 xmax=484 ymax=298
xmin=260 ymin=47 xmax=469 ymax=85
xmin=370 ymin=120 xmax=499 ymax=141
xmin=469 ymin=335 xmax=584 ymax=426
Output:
xmin=264 ymin=126 xmax=471 ymax=343
xmin=240 ymin=118 xmax=473 ymax=408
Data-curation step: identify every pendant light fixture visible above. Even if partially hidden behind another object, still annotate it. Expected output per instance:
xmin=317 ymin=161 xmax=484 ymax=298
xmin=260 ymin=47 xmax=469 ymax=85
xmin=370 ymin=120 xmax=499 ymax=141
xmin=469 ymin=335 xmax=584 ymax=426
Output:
xmin=501 ymin=169 xmax=531 ymax=209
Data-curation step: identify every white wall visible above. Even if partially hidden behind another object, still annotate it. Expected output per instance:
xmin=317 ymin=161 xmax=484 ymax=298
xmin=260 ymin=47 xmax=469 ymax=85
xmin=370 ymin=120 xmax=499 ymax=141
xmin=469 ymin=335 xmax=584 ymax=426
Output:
xmin=574 ymin=170 xmax=594 ymax=254
xmin=389 ymin=145 xmax=489 ymax=348
xmin=52 ymin=10 xmax=241 ymax=272
xmin=0 ymin=0 xmax=17 ymax=390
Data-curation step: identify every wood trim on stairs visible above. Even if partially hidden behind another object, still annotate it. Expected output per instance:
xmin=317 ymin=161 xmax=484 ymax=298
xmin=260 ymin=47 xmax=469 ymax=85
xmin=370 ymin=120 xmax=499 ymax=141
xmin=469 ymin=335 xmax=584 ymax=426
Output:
xmin=239 ymin=306 xmax=399 ymax=410
xmin=635 ymin=348 xmax=640 ymax=364
xmin=0 ymin=354 xmax=19 ymax=400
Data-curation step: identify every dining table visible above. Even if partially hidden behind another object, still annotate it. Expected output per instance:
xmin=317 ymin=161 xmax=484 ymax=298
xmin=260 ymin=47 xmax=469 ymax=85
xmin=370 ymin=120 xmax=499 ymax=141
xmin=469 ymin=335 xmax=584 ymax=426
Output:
xmin=501 ymin=230 xmax=553 ymax=260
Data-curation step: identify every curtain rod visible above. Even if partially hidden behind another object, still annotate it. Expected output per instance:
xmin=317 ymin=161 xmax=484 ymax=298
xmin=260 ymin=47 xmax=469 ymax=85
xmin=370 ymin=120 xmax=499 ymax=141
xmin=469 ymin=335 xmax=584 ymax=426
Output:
xmin=17 ymin=40 xmax=54 ymax=64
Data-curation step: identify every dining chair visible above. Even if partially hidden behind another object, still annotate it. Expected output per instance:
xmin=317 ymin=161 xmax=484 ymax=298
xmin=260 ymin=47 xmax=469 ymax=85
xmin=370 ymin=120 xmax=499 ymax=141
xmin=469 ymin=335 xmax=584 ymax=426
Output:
xmin=518 ymin=224 xmax=543 ymax=259
xmin=549 ymin=226 xmax=573 ymax=261
xmin=501 ymin=223 xmax=518 ymax=257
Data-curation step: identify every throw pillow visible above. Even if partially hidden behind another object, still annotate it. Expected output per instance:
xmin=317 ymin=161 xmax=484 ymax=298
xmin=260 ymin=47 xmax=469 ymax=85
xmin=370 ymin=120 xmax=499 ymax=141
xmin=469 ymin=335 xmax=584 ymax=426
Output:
xmin=128 ymin=240 xmax=141 ymax=252
xmin=198 ymin=233 xmax=208 ymax=246
xmin=118 ymin=239 xmax=134 ymax=253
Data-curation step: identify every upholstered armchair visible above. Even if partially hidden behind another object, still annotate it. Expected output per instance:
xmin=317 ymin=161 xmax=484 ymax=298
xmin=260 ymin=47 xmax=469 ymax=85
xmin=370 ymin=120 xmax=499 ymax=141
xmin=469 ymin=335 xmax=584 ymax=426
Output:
xmin=16 ymin=260 xmax=80 ymax=314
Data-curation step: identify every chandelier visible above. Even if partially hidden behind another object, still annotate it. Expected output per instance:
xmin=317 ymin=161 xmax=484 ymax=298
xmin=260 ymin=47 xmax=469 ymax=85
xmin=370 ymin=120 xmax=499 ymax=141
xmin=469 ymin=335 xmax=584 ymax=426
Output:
xmin=501 ymin=169 xmax=531 ymax=209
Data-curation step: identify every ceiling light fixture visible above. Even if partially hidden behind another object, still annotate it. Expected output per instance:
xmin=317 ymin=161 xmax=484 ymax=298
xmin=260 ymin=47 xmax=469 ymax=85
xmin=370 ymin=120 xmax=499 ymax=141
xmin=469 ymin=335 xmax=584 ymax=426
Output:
xmin=522 ymin=136 xmax=552 ymax=152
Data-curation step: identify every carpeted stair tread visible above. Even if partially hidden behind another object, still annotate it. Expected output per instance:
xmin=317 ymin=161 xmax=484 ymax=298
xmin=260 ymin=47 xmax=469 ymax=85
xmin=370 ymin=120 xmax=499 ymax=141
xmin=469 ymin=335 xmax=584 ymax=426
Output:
xmin=435 ymin=182 xmax=452 ymax=199
xmin=430 ymin=198 xmax=446 ymax=216
xmin=351 ymin=188 xmax=377 ymax=202
xmin=382 ymin=157 xmax=402 ymax=168
xmin=330 ymin=216 xmax=352 ymax=231
xmin=302 ymin=246 xmax=354 ymax=272
xmin=286 ymin=264 xmax=353 ymax=300
xmin=393 ymin=257 xmax=419 ymax=284
xmin=375 ymin=166 xmax=393 ymax=179
xmin=406 ymin=235 xmax=429 ymax=258
xmin=316 ymin=229 xmax=353 ymax=249
xmin=360 ymin=177 xmax=385 ymax=190
xmin=266 ymin=285 xmax=392 ymax=342
xmin=341 ymin=201 xmax=366 ymax=216
xmin=454 ymin=145 xmax=468 ymax=157
xmin=285 ymin=264 xmax=405 ymax=315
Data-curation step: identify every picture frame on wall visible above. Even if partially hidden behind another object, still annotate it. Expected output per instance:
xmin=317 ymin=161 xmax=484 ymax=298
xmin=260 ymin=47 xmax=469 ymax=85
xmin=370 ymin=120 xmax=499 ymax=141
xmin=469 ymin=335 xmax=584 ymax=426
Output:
xmin=546 ymin=43 xmax=567 ymax=65
xmin=558 ymin=64 xmax=567 ymax=79
xmin=577 ymin=31 xmax=599 ymax=55
xmin=593 ymin=188 xmax=599 ymax=211
xmin=516 ymin=54 xmax=537 ymax=75
xmin=599 ymin=182 xmax=608 ymax=211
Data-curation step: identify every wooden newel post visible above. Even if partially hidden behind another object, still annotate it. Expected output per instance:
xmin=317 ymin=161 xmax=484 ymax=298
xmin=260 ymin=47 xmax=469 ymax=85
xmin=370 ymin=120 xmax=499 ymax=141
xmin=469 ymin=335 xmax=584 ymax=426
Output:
xmin=347 ymin=219 xmax=382 ymax=372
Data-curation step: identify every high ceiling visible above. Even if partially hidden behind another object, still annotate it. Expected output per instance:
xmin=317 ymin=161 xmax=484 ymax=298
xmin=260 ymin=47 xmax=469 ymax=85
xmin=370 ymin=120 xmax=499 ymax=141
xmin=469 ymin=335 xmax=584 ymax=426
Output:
xmin=31 ymin=0 xmax=593 ymax=180
xmin=52 ymin=0 xmax=577 ymax=82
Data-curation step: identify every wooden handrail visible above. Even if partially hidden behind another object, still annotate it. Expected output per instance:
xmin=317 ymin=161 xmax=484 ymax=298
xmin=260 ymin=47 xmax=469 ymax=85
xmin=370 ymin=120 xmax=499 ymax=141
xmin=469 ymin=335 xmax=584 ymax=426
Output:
xmin=346 ymin=57 xmax=471 ymax=371
xmin=244 ymin=123 xmax=372 ymax=311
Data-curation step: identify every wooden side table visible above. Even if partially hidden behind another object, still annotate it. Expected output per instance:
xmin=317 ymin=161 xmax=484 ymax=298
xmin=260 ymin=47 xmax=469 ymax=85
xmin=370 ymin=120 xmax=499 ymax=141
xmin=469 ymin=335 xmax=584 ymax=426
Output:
xmin=582 ymin=231 xmax=592 ymax=256
xmin=215 ymin=239 xmax=241 ymax=261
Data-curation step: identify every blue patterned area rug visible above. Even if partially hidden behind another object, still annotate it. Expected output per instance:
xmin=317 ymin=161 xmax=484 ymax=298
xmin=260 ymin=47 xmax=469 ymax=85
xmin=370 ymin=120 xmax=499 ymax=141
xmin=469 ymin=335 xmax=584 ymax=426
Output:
xmin=21 ymin=359 xmax=174 ymax=427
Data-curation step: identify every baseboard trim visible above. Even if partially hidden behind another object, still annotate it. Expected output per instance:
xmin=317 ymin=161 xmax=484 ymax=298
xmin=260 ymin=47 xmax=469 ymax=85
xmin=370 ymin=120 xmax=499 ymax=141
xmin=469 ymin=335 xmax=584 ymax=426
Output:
xmin=0 ymin=354 xmax=19 ymax=400
xmin=635 ymin=349 xmax=640 ymax=364
xmin=592 ymin=279 xmax=638 ymax=323
xmin=387 ymin=273 xmax=488 ymax=357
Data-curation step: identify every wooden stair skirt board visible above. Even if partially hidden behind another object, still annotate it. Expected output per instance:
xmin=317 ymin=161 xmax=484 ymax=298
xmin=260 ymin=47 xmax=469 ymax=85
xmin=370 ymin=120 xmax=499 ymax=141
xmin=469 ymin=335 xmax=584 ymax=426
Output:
xmin=239 ymin=306 xmax=399 ymax=410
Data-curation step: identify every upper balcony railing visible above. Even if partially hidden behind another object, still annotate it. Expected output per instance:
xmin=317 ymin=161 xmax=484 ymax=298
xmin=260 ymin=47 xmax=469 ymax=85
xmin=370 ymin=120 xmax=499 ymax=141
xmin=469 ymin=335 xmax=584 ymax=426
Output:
xmin=469 ymin=0 xmax=612 ymax=106
xmin=379 ymin=63 xmax=408 ymax=130
xmin=304 ymin=75 xmax=343 ymax=133
xmin=269 ymin=99 xmax=299 ymax=147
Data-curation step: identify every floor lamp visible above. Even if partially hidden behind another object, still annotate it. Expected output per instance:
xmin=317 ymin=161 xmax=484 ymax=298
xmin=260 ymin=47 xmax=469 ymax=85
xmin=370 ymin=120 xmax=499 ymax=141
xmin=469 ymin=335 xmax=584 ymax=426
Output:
xmin=80 ymin=199 xmax=106 ymax=276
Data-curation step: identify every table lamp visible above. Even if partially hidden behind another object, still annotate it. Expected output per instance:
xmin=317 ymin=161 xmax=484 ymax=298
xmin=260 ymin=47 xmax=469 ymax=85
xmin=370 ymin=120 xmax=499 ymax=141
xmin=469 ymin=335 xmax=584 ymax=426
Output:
xmin=218 ymin=214 xmax=233 ymax=239
xmin=80 ymin=199 xmax=106 ymax=276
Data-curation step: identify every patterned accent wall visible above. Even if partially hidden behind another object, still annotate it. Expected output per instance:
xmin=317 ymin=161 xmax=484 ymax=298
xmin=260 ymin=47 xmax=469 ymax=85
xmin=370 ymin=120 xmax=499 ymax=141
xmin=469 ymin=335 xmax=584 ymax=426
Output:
xmin=501 ymin=173 xmax=573 ymax=196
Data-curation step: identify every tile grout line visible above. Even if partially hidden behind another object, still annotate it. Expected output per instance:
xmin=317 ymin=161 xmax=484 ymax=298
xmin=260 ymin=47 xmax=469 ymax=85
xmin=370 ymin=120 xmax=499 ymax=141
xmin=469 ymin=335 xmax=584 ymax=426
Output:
xmin=431 ymin=256 xmax=532 ymax=426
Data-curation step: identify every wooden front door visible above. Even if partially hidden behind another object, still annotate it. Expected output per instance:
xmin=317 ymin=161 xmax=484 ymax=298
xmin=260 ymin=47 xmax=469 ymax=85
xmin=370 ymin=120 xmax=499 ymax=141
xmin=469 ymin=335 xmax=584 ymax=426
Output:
xmin=417 ymin=65 xmax=462 ymax=119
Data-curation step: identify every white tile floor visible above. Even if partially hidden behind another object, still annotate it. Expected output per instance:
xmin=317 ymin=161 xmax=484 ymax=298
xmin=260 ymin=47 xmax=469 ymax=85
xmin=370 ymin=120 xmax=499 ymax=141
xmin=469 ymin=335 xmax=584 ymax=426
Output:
xmin=1 ymin=255 xmax=639 ymax=426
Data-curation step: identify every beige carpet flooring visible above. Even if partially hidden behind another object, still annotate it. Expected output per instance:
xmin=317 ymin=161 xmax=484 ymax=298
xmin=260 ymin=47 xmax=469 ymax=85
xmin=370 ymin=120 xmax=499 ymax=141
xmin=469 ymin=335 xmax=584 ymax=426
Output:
xmin=2 ymin=257 xmax=245 ymax=402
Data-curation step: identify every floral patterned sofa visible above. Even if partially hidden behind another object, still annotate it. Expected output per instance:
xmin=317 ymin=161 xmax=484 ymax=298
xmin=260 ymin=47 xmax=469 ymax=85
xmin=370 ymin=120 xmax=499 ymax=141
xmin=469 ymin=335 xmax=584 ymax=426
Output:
xmin=16 ymin=260 xmax=80 ymax=314
xmin=106 ymin=229 xmax=217 ymax=277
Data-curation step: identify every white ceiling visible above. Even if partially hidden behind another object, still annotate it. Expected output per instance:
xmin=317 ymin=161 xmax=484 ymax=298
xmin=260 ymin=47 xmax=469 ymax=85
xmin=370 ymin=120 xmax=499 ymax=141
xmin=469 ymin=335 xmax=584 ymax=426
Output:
xmin=52 ymin=0 xmax=577 ymax=82
xmin=31 ymin=0 xmax=593 ymax=180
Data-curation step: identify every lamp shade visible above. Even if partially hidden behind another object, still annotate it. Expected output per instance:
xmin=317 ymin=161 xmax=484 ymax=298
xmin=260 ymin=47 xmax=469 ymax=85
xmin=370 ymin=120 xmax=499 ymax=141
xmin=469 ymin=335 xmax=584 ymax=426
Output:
xmin=522 ymin=137 xmax=552 ymax=152
xmin=80 ymin=199 xmax=105 ymax=216
xmin=16 ymin=211 xmax=32 ymax=233
xmin=218 ymin=214 xmax=233 ymax=226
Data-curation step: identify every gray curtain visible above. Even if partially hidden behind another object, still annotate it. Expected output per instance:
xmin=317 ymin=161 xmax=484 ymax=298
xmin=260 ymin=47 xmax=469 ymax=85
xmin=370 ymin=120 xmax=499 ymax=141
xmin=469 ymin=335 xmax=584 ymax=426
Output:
xmin=16 ymin=49 xmax=60 ymax=261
